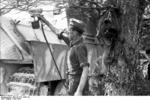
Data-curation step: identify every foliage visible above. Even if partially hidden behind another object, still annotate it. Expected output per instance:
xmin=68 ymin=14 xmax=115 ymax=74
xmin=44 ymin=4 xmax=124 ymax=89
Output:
xmin=0 ymin=0 xmax=38 ymax=15
xmin=67 ymin=0 xmax=105 ymax=23
xmin=0 ymin=0 xmax=67 ymax=15
xmin=67 ymin=0 xmax=150 ymax=95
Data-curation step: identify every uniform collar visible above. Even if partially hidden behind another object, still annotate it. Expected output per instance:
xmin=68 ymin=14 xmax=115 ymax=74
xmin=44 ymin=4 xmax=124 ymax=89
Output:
xmin=70 ymin=37 xmax=83 ymax=47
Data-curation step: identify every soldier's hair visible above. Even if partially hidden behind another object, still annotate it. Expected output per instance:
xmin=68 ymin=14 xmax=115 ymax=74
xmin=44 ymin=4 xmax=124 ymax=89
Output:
xmin=70 ymin=26 xmax=84 ymax=36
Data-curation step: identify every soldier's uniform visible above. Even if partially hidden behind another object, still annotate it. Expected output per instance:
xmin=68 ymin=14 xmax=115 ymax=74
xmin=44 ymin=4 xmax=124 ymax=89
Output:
xmin=67 ymin=38 xmax=89 ymax=95
xmin=66 ymin=21 xmax=89 ymax=95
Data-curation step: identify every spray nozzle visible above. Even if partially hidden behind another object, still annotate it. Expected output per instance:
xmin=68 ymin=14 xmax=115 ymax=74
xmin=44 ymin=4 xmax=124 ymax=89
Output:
xmin=29 ymin=9 xmax=43 ymax=29
xmin=29 ymin=9 xmax=43 ymax=17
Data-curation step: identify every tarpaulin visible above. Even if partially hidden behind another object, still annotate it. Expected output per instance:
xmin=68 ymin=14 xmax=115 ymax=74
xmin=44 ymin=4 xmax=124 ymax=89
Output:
xmin=30 ymin=41 xmax=68 ymax=82
xmin=0 ymin=16 xmax=65 ymax=60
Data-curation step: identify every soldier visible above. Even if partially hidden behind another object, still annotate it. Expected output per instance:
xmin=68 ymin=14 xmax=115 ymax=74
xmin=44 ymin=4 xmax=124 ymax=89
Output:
xmin=44 ymin=19 xmax=89 ymax=95
xmin=66 ymin=20 xmax=89 ymax=96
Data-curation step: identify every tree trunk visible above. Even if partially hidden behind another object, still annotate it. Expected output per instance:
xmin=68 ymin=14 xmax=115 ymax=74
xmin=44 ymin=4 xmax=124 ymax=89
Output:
xmin=104 ymin=0 xmax=150 ymax=95
xmin=67 ymin=0 xmax=150 ymax=95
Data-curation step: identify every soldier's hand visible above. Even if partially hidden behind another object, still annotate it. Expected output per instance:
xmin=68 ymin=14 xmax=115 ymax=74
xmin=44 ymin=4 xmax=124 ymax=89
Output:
xmin=57 ymin=34 xmax=63 ymax=40
xmin=74 ymin=91 xmax=82 ymax=96
xmin=57 ymin=29 xmax=66 ymax=39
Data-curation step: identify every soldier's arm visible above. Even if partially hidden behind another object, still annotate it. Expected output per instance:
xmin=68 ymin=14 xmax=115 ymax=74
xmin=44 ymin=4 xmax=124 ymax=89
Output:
xmin=38 ymin=15 xmax=70 ymax=46
xmin=57 ymin=32 xmax=70 ymax=46
xmin=75 ymin=66 xmax=88 ymax=96
xmin=38 ymin=15 xmax=59 ymax=34
xmin=75 ymin=45 xmax=89 ymax=96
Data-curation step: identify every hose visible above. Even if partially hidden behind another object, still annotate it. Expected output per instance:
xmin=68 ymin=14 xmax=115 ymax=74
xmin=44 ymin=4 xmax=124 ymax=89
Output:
xmin=40 ymin=22 xmax=67 ymax=89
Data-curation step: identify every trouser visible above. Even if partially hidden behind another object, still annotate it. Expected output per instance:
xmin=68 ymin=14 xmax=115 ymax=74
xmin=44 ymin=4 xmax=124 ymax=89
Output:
xmin=67 ymin=75 xmax=89 ymax=96
xmin=88 ymin=75 xmax=105 ymax=96
xmin=67 ymin=75 xmax=105 ymax=96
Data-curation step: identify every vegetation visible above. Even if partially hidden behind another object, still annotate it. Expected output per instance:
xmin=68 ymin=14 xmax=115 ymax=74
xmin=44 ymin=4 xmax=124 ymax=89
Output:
xmin=67 ymin=0 xmax=150 ymax=95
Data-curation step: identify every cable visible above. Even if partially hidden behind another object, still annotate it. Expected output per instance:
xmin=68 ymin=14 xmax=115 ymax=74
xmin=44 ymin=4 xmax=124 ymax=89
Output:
xmin=40 ymin=22 xmax=67 ymax=89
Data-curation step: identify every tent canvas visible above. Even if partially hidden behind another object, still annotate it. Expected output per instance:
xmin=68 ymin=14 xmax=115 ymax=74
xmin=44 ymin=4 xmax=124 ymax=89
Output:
xmin=0 ymin=17 xmax=31 ymax=60
xmin=30 ymin=41 xmax=68 ymax=82
xmin=0 ymin=16 xmax=68 ymax=81
xmin=0 ymin=16 xmax=66 ymax=60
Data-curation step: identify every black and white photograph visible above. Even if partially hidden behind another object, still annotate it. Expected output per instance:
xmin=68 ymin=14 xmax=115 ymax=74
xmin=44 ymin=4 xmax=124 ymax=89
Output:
xmin=0 ymin=0 xmax=150 ymax=99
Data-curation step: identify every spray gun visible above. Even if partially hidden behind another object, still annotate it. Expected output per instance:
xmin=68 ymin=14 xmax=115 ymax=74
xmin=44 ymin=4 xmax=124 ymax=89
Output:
xmin=29 ymin=9 xmax=43 ymax=29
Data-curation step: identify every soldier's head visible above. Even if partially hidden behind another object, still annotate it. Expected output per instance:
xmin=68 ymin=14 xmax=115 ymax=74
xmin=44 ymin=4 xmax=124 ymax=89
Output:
xmin=69 ymin=19 xmax=84 ymax=41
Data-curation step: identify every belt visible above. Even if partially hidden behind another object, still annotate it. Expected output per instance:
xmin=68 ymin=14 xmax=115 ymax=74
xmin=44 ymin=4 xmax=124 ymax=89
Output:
xmin=88 ymin=74 xmax=106 ymax=78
